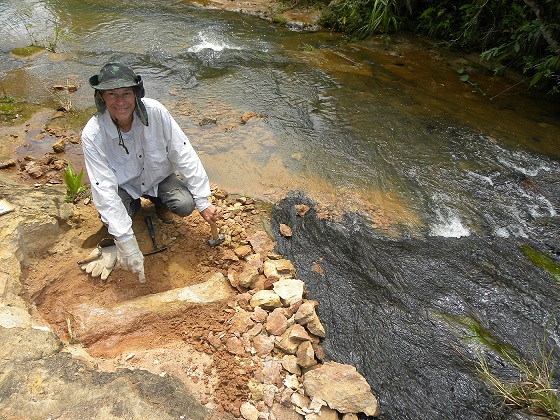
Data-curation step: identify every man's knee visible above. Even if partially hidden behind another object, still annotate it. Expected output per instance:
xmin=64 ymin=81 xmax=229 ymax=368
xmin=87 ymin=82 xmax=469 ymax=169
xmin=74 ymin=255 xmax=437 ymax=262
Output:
xmin=165 ymin=188 xmax=195 ymax=217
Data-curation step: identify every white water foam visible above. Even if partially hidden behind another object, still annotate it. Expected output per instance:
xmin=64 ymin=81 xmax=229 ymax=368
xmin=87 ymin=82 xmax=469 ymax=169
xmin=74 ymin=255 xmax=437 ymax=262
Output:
xmin=187 ymin=32 xmax=241 ymax=53
xmin=430 ymin=214 xmax=471 ymax=238
xmin=429 ymin=195 xmax=471 ymax=238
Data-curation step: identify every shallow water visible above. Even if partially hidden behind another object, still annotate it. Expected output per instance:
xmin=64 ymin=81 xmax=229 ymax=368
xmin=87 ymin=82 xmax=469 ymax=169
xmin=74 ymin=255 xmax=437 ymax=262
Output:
xmin=1 ymin=0 xmax=560 ymax=418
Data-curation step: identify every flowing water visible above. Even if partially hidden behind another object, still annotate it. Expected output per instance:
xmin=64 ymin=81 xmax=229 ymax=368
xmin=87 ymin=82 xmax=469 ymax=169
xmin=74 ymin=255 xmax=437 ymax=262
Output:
xmin=2 ymin=0 xmax=560 ymax=418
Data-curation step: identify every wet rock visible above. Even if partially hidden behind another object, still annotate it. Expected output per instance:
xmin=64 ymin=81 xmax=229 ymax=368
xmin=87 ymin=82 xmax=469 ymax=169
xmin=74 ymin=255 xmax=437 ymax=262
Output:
xmin=25 ymin=160 xmax=47 ymax=178
xmin=295 ymin=204 xmax=310 ymax=216
xmin=303 ymin=361 xmax=379 ymax=417
xmin=279 ymin=223 xmax=292 ymax=237
xmin=0 ymin=159 xmax=16 ymax=169
xmin=52 ymin=139 xmax=65 ymax=153
xmin=250 ymin=290 xmax=282 ymax=310
xmin=273 ymin=279 xmax=305 ymax=305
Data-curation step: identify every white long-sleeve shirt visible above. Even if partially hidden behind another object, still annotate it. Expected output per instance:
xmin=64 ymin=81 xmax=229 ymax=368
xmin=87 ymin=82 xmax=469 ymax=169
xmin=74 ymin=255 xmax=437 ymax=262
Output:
xmin=81 ymin=98 xmax=211 ymax=240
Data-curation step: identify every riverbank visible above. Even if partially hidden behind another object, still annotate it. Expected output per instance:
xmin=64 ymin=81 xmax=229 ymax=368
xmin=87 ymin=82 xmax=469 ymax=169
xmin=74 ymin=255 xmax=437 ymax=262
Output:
xmin=187 ymin=0 xmax=323 ymax=31
xmin=0 ymin=100 xmax=378 ymax=419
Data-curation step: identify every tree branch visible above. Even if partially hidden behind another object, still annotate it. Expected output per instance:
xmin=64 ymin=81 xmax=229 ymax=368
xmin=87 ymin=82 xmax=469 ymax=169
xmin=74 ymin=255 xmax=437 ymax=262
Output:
xmin=523 ymin=0 xmax=560 ymax=55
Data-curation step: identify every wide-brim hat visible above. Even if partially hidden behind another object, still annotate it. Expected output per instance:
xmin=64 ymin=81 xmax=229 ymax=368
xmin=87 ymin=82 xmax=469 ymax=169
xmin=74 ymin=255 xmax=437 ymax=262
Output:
xmin=89 ymin=62 xmax=143 ymax=90
xmin=89 ymin=62 xmax=149 ymax=126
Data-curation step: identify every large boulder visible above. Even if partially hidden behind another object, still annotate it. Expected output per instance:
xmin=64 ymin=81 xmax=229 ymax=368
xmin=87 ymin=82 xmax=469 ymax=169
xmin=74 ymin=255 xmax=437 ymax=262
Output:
xmin=303 ymin=361 xmax=379 ymax=417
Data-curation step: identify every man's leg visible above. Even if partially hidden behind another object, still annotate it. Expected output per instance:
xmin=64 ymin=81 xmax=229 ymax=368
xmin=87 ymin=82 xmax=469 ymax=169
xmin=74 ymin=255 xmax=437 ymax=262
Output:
xmin=150 ymin=174 xmax=195 ymax=221
xmin=118 ymin=188 xmax=142 ymax=218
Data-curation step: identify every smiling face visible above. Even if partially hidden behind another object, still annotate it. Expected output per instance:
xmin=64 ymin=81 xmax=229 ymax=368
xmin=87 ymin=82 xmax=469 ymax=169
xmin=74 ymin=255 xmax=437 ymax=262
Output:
xmin=101 ymin=87 xmax=136 ymax=127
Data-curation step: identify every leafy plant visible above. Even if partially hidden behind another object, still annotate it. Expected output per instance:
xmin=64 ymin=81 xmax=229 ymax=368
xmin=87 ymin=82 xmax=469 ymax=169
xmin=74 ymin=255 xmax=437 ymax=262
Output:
xmin=320 ymin=0 xmax=401 ymax=40
xmin=62 ymin=163 xmax=87 ymax=203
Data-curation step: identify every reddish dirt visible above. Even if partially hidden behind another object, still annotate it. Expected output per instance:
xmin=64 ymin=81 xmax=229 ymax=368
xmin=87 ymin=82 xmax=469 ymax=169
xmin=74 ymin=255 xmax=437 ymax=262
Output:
xmin=20 ymin=183 xmax=271 ymax=417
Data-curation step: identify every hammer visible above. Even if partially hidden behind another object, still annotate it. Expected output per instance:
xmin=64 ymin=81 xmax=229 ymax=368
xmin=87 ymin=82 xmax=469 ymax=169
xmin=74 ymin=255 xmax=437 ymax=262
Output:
xmin=208 ymin=222 xmax=224 ymax=247
xmin=144 ymin=215 xmax=168 ymax=255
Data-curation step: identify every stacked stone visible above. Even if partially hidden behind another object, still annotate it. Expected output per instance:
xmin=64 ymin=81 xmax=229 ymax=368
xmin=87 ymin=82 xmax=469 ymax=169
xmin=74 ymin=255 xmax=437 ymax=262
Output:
xmin=222 ymin=234 xmax=379 ymax=419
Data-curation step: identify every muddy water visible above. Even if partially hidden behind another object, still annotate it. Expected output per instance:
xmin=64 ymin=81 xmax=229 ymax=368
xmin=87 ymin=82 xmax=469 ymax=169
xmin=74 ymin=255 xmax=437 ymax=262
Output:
xmin=2 ymin=0 xmax=560 ymax=418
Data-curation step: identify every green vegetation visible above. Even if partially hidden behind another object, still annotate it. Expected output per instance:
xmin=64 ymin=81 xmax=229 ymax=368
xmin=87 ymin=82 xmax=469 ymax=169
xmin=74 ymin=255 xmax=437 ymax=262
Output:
xmin=475 ymin=343 xmax=560 ymax=418
xmin=311 ymin=0 xmax=560 ymax=95
xmin=10 ymin=45 xmax=45 ymax=57
xmin=522 ymin=244 xmax=560 ymax=281
xmin=320 ymin=0 xmax=400 ymax=39
xmin=438 ymin=312 xmax=560 ymax=417
xmin=62 ymin=163 xmax=87 ymax=203
xmin=0 ymin=96 xmax=41 ymax=124
xmin=437 ymin=313 xmax=514 ymax=355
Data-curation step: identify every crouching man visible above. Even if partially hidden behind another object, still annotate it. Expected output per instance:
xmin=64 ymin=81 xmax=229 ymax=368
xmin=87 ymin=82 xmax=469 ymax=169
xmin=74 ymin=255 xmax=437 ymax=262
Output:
xmin=80 ymin=62 xmax=219 ymax=282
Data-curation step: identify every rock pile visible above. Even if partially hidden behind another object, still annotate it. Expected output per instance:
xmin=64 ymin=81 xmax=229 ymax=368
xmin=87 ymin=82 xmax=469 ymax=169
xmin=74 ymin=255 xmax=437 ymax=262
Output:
xmin=211 ymin=189 xmax=380 ymax=420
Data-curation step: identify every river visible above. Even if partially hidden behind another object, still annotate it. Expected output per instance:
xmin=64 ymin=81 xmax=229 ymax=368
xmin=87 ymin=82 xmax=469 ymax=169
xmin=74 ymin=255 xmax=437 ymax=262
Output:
xmin=1 ymin=0 xmax=560 ymax=418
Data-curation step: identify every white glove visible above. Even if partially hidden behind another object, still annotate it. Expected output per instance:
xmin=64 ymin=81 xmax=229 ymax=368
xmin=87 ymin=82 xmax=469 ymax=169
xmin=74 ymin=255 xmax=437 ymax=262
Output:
xmin=82 ymin=246 xmax=117 ymax=281
xmin=115 ymin=235 xmax=145 ymax=283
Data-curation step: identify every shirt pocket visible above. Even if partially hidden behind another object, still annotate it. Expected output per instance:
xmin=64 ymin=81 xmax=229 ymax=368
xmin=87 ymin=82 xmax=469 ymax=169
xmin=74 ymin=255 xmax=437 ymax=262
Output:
xmin=143 ymin=139 xmax=169 ymax=170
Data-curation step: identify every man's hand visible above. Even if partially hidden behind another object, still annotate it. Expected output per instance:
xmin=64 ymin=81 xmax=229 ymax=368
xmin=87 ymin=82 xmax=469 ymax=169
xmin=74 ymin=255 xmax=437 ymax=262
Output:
xmin=81 ymin=245 xmax=117 ymax=281
xmin=115 ymin=235 xmax=145 ymax=283
xmin=200 ymin=204 xmax=220 ymax=224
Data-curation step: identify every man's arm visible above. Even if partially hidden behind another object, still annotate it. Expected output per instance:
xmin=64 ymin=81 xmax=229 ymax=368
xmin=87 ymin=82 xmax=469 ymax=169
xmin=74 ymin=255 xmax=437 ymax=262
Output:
xmin=81 ymin=129 xmax=134 ymax=240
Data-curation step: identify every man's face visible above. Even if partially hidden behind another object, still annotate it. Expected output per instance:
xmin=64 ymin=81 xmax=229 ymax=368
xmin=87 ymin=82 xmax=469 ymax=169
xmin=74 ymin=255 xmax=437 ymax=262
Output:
xmin=102 ymin=87 xmax=135 ymax=123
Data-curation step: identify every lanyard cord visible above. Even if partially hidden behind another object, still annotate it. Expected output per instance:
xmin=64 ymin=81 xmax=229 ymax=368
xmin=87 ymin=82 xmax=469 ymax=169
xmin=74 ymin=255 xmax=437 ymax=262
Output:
xmin=113 ymin=117 xmax=130 ymax=155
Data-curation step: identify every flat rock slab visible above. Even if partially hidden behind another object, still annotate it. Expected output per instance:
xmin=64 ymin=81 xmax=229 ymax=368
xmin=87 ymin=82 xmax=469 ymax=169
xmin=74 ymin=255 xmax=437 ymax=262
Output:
xmin=0 ymin=326 xmax=218 ymax=420
xmin=71 ymin=272 xmax=235 ymax=345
